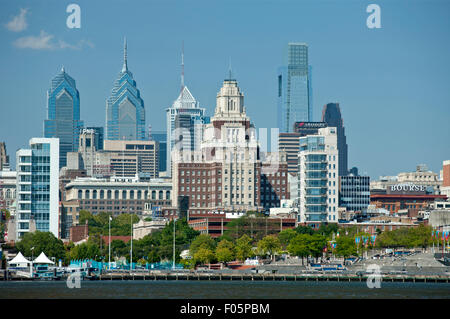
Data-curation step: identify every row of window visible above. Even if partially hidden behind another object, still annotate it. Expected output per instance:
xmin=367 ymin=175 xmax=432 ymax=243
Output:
xmin=78 ymin=189 xmax=170 ymax=200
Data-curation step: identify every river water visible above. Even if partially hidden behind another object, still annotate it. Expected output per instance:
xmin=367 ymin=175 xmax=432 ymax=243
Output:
xmin=0 ymin=281 xmax=449 ymax=299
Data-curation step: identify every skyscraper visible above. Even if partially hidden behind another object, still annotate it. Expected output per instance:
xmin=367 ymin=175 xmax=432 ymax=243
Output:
xmin=166 ymin=47 xmax=205 ymax=176
xmin=277 ymin=43 xmax=312 ymax=132
xmin=152 ymin=131 xmax=167 ymax=174
xmin=106 ymin=38 xmax=146 ymax=141
xmin=44 ymin=67 xmax=83 ymax=168
xmin=16 ymin=138 xmax=59 ymax=239
xmin=172 ymin=76 xmax=260 ymax=213
xmin=321 ymin=103 xmax=348 ymax=177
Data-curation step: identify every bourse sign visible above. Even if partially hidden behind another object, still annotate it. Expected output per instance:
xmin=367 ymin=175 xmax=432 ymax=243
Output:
xmin=387 ymin=183 xmax=427 ymax=195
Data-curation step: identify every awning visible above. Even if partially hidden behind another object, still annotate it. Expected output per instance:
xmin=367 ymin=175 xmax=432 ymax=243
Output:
xmin=33 ymin=252 xmax=55 ymax=264
xmin=7 ymin=252 xmax=31 ymax=265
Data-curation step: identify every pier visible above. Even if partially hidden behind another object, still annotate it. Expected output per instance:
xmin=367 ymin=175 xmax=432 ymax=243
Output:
xmin=2 ymin=271 xmax=449 ymax=283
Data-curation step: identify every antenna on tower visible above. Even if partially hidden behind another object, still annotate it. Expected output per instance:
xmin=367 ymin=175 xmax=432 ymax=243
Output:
xmin=122 ymin=37 xmax=128 ymax=72
xmin=181 ymin=41 xmax=185 ymax=92
xmin=228 ymin=57 xmax=233 ymax=80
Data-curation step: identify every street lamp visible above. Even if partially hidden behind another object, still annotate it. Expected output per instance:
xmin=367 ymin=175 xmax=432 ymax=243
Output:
xmin=30 ymin=247 xmax=34 ymax=277
xmin=172 ymin=214 xmax=178 ymax=271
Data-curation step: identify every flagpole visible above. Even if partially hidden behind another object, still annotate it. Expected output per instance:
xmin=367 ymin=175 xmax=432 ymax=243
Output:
xmin=172 ymin=216 xmax=176 ymax=270
xmin=108 ymin=216 xmax=111 ymax=271
xmin=130 ymin=214 xmax=133 ymax=274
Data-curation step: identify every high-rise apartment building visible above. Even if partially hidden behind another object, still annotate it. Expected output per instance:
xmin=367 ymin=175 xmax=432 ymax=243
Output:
xmin=44 ymin=67 xmax=83 ymax=168
xmin=322 ymin=103 xmax=348 ymax=177
xmin=106 ymin=39 xmax=145 ymax=141
xmin=16 ymin=138 xmax=59 ymax=239
xmin=277 ymin=43 xmax=312 ymax=132
xmin=298 ymin=127 xmax=339 ymax=226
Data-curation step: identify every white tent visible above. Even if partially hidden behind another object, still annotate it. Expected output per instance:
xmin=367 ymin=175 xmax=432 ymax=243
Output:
xmin=33 ymin=252 xmax=55 ymax=264
xmin=7 ymin=252 xmax=31 ymax=267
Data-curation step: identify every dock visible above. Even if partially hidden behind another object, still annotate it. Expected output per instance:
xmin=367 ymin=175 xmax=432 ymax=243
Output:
xmin=2 ymin=271 xmax=449 ymax=283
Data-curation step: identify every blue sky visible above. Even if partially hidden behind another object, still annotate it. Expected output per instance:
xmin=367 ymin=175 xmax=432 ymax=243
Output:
xmin=0 ymin=0 xmax=449 ymax=179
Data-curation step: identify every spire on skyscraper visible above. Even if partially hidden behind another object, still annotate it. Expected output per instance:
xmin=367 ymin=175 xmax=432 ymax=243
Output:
xmin=181 ymin=41 xmax=185 ymax=92
xmin=228 ymin=57 xmax=233 ymax=80
xmin=122 ymin=37 xmax=128 ymax=73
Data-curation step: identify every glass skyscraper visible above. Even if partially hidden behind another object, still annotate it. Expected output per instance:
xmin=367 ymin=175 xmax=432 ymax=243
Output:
xmin=277 ymin=43 xmax=312 ymax=132
xmin=152 ymin=131 xmax=167 ymax=173
xmin=44 ymin=67 xmax=83 ymax=168
xmin=106 ymin=39 xmax=145 ymax=141
xmin=322 ymin=102 xmax=348 ymax=177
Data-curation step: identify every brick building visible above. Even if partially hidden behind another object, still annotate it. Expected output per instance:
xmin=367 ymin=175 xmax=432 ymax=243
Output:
xmin=172 ymin=77 xmax=289 ymax=216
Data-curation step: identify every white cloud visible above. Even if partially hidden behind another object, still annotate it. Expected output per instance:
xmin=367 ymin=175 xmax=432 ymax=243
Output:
xmin=13 ymin=31 xmax=94 ymax=50
xmin=58 ymin=39 xmax=95 ymax=50
xmin=13 ymin=30 xmax=54 ymax=49
xmin=6 ymin=8 xmax=29 ymax=32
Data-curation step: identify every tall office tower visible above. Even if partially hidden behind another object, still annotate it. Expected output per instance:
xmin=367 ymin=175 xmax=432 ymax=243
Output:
xmin=166 ymin=48 xmax=205 ymax=176
xmin=339 ymin=174 xmax=370 ymax=213
xmin=0 ymin=142 xmax=9 ymax=170
xmin=172 ymin=76 xmax=261 ymax=213
xmin=16 ymin=138 xmax=59 ymax=239
xmin=298 ymin=127 xmax=339 ymax=226
xmin=322 ymin=103 xmax=348 ymax=177
xmin=277 ymin=43 xmax=312 ymax=132
xmin=106 ymin=38 xmax=146 ymax=141
xmin=44 ymin=67 xmax=83 ymax=169
xmin=85 ymin=127 xmax=104 ymax=150
xmin=152 ymin=131 xmax=167 ymax=173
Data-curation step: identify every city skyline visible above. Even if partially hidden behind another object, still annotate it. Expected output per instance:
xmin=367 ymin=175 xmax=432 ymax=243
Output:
xmin=1 ymin=0 xmax=450 ymax=180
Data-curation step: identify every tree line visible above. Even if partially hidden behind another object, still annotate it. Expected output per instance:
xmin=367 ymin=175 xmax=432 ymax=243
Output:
xmin=8 ymin=210 xmax=437 ymax=267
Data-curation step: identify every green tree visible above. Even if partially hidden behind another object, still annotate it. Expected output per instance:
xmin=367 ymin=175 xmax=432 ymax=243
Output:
xmin=318 ymin=223 xmax=339 ymax=237
xmin=309 ymin=234 xmax=327 ymax=261
xmin=235 ymin=234 xmax=254 ymax=261
xmin=257 ymin=235 xmax=281 ymax=261
xmin=287 ymin=234 xmax=312 ymax=265
xmin=189 ymin=234 xmax=216 ymax=256
xmin=335 ymin=236 xmax=357 ymax=263
xmin=294 ymin=225 xmax=315 ymax=235
xmin=215 ymin=247 xmax=235 ymax=264
xmin=193 ymin=248 xmax=215 ymax=266
xmin=68 ymin=240 xmax=101 ymax=261
xmin=16 ymin=231 xmax=66 ymax=261
xmin=215 ymin=239 xmax=235 ymax=265
xmin=278 ymin=229 xmax=297 ymax=249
